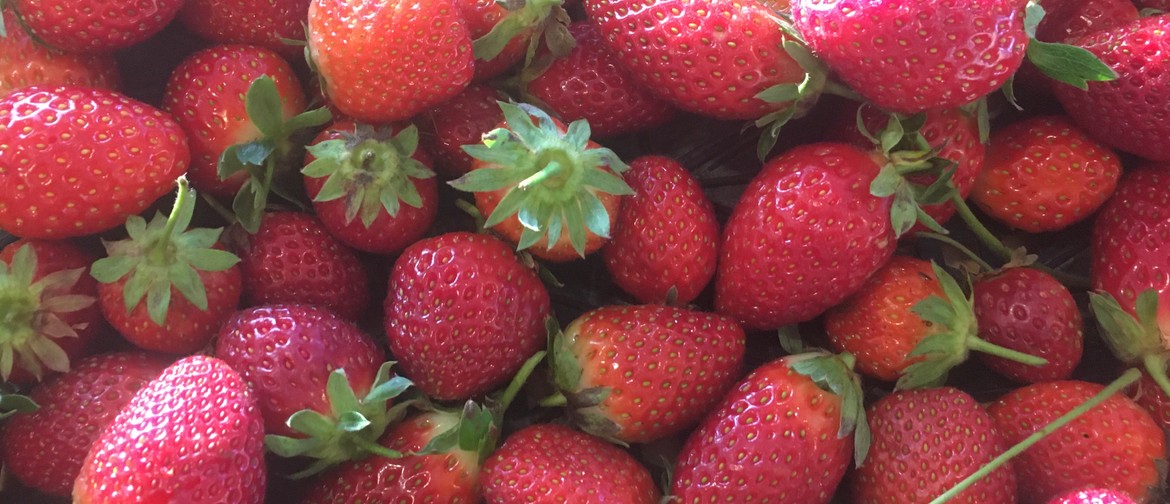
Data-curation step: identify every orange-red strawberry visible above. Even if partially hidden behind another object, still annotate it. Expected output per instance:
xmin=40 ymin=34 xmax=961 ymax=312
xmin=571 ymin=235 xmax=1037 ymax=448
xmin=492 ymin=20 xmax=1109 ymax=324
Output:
xmin=419 ymin=83 xmax=506 ymax=179
xmin=0 ymin=8 xmax=119 ymax=97
xmin=12 ymin=0 xmax=183 ymax=53
xmin=179 ymin=0 xmax=312 ymax=55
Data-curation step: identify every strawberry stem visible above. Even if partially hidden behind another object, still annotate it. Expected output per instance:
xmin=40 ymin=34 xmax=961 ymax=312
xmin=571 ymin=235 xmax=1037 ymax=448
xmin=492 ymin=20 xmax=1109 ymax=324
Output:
xmin=914 ymin=232 xmax=995 ymax=273
xmin=1142 ymin=353 xmax=1170 ymax=400
xmin=929 ymin=368 xmax=1141 ymax=504
xmin=967 ymin=336 xmax=1047 ymax=367
xmin=538 ymin=391 xmax=567 ymax=408
xmin=949 ymin=193 xmax=1014 ymax=262
xmin=498 ymin=350 xmax=547 ymax=414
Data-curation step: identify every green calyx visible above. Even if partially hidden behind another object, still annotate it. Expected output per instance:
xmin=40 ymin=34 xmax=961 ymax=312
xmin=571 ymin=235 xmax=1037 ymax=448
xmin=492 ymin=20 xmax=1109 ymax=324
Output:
xmin=1023 ymin=1 xmax=1118 ymax=90
xmin=543 ymin=316 xmax=622 ymax=443
xmin=450 ymin=101 xmax=632 ymax=258
xmin=899 ymin=262 xmax=1048 ymax=390
xmin=754 ymin=39 xmax=831 ymax=161
xmin=787 ymin=351 xmax=871 ymax=467
xmin=1089 ymin=289 xmax=1170 ymax=398
xmin=474 ymin=0 xmax=573 ymax=64
xmin=0 ymin=244 xmax=94 ymax=382
xmin=302 ymin=124 xmax=435 ymax=228
xmin=865 ymin=110 xmax=963 ymax=238
xmin=0 ymin=390 xmax=37 ymax=419
xmin=265 ymin=362 xmax=415 ymax=478
xmin=217 ymin=75 xmax=333 ymax=234
xmin=91 ymin=176 xmax=240 ymax=327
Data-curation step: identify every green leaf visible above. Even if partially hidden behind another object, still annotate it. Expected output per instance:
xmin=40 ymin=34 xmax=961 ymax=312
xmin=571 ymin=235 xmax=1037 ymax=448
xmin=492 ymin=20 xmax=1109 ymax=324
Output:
xmin=264 ymin=434 xmax=318 ymax=458
xmin=518 ymin=225 xmax=544 ymax=251
xmin=9 ymin=243 xmax=36 ymax=286
xmin=869 ymin=164 xmax=904 ymax=198
xmin=1135 ymin=289 xmax=1160 ymax=339
xmin=178 ymin=228 xmax=221 ymax=249
xmin=145 ymin=282 xmax=172 ymax=325
xmin=121 ymin=268 xmax=152 ymax=313
xmin=284 ymin=106 xmax=333 ymax=133
xmin=287 ymin=409 xmax=337 ymax=438
xmin=777 ymin=326 xmax=806 ymax=354
xmin=497 ymin=101 xmax=542 ymax=144
xmin=483 ymin=188 xmax=529 ymax=228
xmin=473 ymin=13 xmax=528 ymax=62
xmin=169 ymin=261 xmax=208 ymax=311
xmin=1001 ymin=74 xmax=1023 ymax=111
xmin=0 ymin=394 xmax=38 ymax=416
xmin=233 ymin=181 xmax=265 ymax=234
xmin=563 ymin=119 xmax=591 ymax=151
xmin=551 ymin=322 xmax=582 ymax=392
xmin=184 ymin=248 xmax=240 ymax=272
xmin=1028 ymin=40 xmax=1118 ymax=90
xmin=392 ymin=125 xmax=421 ymax=156
xmin=457 ymin=405 xmax=494 ymax=453
xmin=245 ymin=76 xmax=286 ymax=138
xmin=580 ymin=168 xmax=633 ymax=197
xmin=449 ymin=165 xmax=528 ymax=193
xmin=911 ymin=295 xmax=956 ymax=328
xmin=755 ymin=83 xmax=801 ymax=104
xmin=1023 ymin=1 xmax=1045 ymax=39
xmin=336 ymin=411 xmax=371 ymax=432
xmin=218 ymin=145 xmax=248 ymax=180
xmin=29 ymin=337 xmax=70 ymax=373
xmin=890 ymin=184 xmax=919 ymax=238
xmin=313 ymin=169 xmax=349 ymax=203
xmin=418 ymin=419 xmax=460 ymax=455
xmin=563 ymin=199 xmax=587 ymax=257
xmin=90 ymin=255 xmax=137 ymax=284
xmin=236 ymin=140 xmax=276 ymax=166
xmin=365 ymin=376 xmax=412 ymax=405
xmin=326 ymin=369 xmax=360 ymax=419
xmin=579 ymin=190 xmax=611 ymax=239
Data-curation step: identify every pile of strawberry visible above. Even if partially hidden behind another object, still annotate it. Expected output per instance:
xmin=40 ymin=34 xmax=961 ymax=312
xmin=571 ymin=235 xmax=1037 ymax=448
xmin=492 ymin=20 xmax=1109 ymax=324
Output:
xmin=3 ymin=0 xmax=1170 ymax=502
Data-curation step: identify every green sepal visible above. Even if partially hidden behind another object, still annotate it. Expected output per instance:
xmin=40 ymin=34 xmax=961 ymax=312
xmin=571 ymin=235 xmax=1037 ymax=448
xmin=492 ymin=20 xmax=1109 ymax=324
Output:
xmin=1089 ymin=289 xmax=1166 ymax=364
xmin=549 ymin=317 xmax=583 ymax=392
xmin=1023 ymin=2 xmax=1117 ymax=90
xmin=246 ymin=76 xmax=286 ymax=138
xmin=788 ymin=352 xmax=871 ymax=466
xmin=753 ymin=39 xmax=828 ymax=160
xmin=0 ymin=392 xmax=37 ymax=420
xmin=778 ymin=325 xmax=806 ymax=355
xmin=473 ymin=0 xmax=571 ymax=63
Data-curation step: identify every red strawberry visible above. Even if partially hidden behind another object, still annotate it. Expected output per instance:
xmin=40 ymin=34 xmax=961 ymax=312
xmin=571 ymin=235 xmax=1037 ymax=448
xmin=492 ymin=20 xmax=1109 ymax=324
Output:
xmin=307 ymin=0 xmax=475 ymax=123
xmin=671 ymin=352 xmax=868 ymax=503
xmin=973 ymin=267 xmax=1084 ymax=383
xmin=972 ymin=115 xmax=1121 ymax=233
xmin=0 ymin=8 xmax=119 ymax=97
xmin=179 ymin=0 xmax=312 ymax=55
xmin=418 ymin=83 xmax=506 ymax=179
xmin=11 ymin=0 xmax=183 ymax=53
xmin=302 ymin=121 xmax=439 ymax=255
xmin=1127 ymin=368 xmax=1170 ymax=431
xmin=601 ymin=156 xmax=718 ymax=305
xmin=91 ymin=177 xmax=243 ymax=355
xmin=525 ymin=22 xmax=676 ymax=138
xmin=231 ymin=211 xmax=370 ymax=321
xmin=73 ymin=355 xmax=267 ymax=504
xmin=715 ymin=142 xmax=895 ymax=330
xmin=852 ymin=387 xmax=1017 ymax=504
xmin=481 ymin=423 xmax=660 ymax=503
xmin=546 ymin=305 xmax=745 ymax=443
xmin=0 ymin=85 xmax=189 ymax=239
xmin=1034 ymin=0 xmax=1139 ymax=42
xmin=450 ymin=102 xmax=632 ymax=261
xmin=0 ymin=352 xmax=170 ymax=496
xmin=1046 ymin=489 xmax=1138 ymax=504
xmin=460 ymin=0 xmax=573 ymax=82
xmin=0 ymin=239 xmax=103 ymax=386
xmin=385 ymin=232 xmax=549 ymax=401
xmin=988 ymin=380 xmax=1165 ymax=504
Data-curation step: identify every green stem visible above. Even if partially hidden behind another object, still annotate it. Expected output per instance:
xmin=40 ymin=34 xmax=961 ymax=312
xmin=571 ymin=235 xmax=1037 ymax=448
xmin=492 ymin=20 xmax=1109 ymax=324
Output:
xmin=930 ymin=368 xmax=1141 ymax=504
xmin=1142 ymin=353 xmax=1170 ymax=400
xmin=352 ymin=436 xmax=402 ymax=460
xmin=822 ymin=80 xmax=864 ymax=102
xmin=949 ymin=193 xmax=1014 ymax=262
xmin=914 ymin=232 xmax=995 ymax=273
xmin=455 ymin=199 xmax=487 ymax=230
xmin=967 ymin=336 xmax=1047 ymax=367
xmin=498 ymin=350 xmax=547 ymax=414
xmin=519 ymin=160 xmax=564 ymax=189
xmin=539 ymin=391 xmax=568 ymax=408
xmin=159 ymin=176 xmax=191 ymax=241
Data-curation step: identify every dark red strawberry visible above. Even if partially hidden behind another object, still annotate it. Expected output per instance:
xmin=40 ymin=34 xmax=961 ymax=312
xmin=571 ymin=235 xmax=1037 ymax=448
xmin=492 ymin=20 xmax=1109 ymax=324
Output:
xmin=12 ymin=0 xmax=184 ymax=53
xmin=73 ymin=355 xmax=267 ymax=504
xmin=0 ymin=85 xmax=189 ymax=239
xmin=419 ymin=83 xmax=506 ymax=179
xmin=0 ymin=352 xmax=170 ymax=496
xmin=0 ymin=7 xmax=119 ymax=97
xmin=1046 ymin=489 xmax=1138 ymax=504
xmin=1035 ymin=0 xmax=1139 ymax=42
xmin=384 ymin=232 xmax=549 ymax=401
xmin=179 ymin=0 xmax=312 ymax=55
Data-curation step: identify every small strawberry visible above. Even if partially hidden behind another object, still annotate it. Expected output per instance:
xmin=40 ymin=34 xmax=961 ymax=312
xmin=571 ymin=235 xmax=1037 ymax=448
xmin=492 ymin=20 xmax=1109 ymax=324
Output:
xmin=0 ymin=85 xmax=190 ymax=239
xmin=302 ymin=121 xmax=438 ymax=255
xmin=481 ymin=423 xmax=660 ymax=504
xmin=988 ymin=380 xmax=1165 ymax=504
xmin=601 ymin=156 xmax=719 ymax=305
xmin=461 ymin=0 xmax=573 ymax=81
xmin=384 ymin=232 xmax=550 ymax=401
xmin=90 ymin=177 xmax=243 ymax=355
xmin=307 ymin=0 xmax=475 ymax=123
xmin=179 ymin=0 xmax=312 ymax=55
xmin=11 ymin=0 xmax=184 ymax=53
xmin=73 ymin=355 xmax=267 ymax=504
xmin=971 ymin=115 xmax=1121 ymax=233
xmin=852 ymin=387 xmax=1017 ymax=504
xmin=419 ymin=83 xmax=506 ymax=179
xmin=450 ymin=102 xmax=633 ymax=261
xmin=1046 ymin=489 xmax=1138 ymax=504
xmin=0 ymin=352 xmax=170 ymax=497
xmin=0 ymin=7 xmax=119 ymax=97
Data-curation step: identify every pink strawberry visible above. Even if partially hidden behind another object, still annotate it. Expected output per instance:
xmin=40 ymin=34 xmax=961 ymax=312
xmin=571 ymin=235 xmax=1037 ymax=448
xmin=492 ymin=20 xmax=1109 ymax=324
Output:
xmin=179 ymin=0 xmax=312 ymax=55
xmin=418 ymin=83 xmax=506 ymax=179
xmin=12 ymin=0 xmax=184 ymax=53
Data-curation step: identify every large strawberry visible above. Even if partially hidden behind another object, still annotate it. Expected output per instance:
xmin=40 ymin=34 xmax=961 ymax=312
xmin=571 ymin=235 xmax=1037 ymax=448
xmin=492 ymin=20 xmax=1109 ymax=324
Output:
xmin=179 ymin=0 xmax=312 ymax=54
xmin=0 ymin=352 xmax=170 ymax=496
xmin=385 ymin=232 xmax=550 ymax=401
xmin=418 ymin=83 xmax=506 ymax=179
xmin=11 ymin=0 xmax=184 ymax=53
xmin=73 ymin=355 xmax=267 ymax=504
xmin=0 ymin=7 xmax=119 ymax=97
xmin=307 ymin=0 xmax=475 ymax=123
xmin=0 ymin=85 xmax=189 ymax=239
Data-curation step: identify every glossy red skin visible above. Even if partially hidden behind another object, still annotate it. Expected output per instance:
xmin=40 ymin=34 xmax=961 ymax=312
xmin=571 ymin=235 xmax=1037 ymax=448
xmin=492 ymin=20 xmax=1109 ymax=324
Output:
xmin=715 ymin=143 xmax=895 ymax=330
xmin=234 ymin=211 xmax=370 ymax=321
xmin=14 ymin=0 xmax=183 ymax=53
xmin=214 ymin=304 xmax=384 ymax=438
xmin=0 ymin=86 xmax=189 ymax=239
xmin=0 ymin=8 xmax=119 ymax=97
xmin=563 ymin=305 xmax=745 ymax=443
xmin=853 ymin=387 xmax=1017 ymax=504
xmin=988 ymin=380 xmax=1166 ymax=504
xmin=308 ymin=0 xmax=475 ymax=123
xmin=458 ymin=0 xmax=528 ymax=81
xmin=482 ymin=424 xmax=661 ymax=503
xmin=973 ymin=267 xmax=1083 ymax=383
xmin=1127 ymin=369 xmax=1170 ymax=432
xmin=1055 ymin=16 xmax=1170 ymax=161
xmin=528 ymin=22 xmax=676 ymax=138
xmin=672 ymin=356 xmax=853 ymax=503
xmin=973 ymin=115 xmax=1121 ymax=233
xmin=73 ymin=355 xmax=267 ymax=504
xmin=303 ymin=411 xmax=480 ymax=503
xmin=601 ymin=156 xmax=718 ymax=305
xmin=179 ymin=0 xmax=312 ymax=55
xmin=384 ymin=232 xmax=550 ymax=401
xmin=162 ymin=45 xmax=306 ymax=198
xmin=1046 ymin=489 xmax=1138 ymax=504
xmin=419 ymin=83 xmax=505 ymax=179
xmin=304 ymin=121 xmax=439 ymax=255
xmin=584 ymin=0 xmax=807 ymax=120
xmin=794 ymin=0 xmax=1027 ymax=113
xmin=1 ymin=352 xmax=170 ymax=496
xmin=1035 ymin=0 xmax=1139 ymax=42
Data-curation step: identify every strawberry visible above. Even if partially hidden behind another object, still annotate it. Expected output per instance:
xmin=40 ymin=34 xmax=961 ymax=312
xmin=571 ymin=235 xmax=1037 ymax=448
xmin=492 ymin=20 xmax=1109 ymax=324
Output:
xmin=450 ymin=102 xmax=632 ymax=261
xmin=11 ymin=0 xmax=184 ymax=53
xmin=90 ymin=177 xmax=243 ymax=355
xmin=215 ymin=304 xmax=412 ymax=475
xmin=671 ymin=352 xmax=868 ymax=503
xmin=307 ymin=0 xmax=475 ymax=124
xmin=1127 ymin=368 xmax=1170 ymax=431
xmin=714 ymin=142 xmax=895 ymax=330
xmin=481 ymin=423 xmax=660 ymax=503
xmin=971 ymin=115 xmax=1121 ymax=233
xmin=973 ymin=267 xmax=1084 ymax=383
xmin=852 ymin=387 xmax=1017 ymax=504
xmin=0 ymin=85 xmax=189 ymax=239
xmin=545 ymin=305 xmax=745 ymax=443
xmin=0 ymin=8 xmax=119 ymax=97
xmin=601 ymin=156 xmax=719 ymax=305
xmin=461 ymin=0 xmax=573 ymax=82
xmin=231 ymin=211 xmax=370 ymax=321
xmin=0 ymin=239 xmax=103 ymax=386
xmin=419 ymin=83 xmax=506 ymax=179
xmin=178 ymin=0 xmax=312 ymax=55
xmin=302 ymin=121 xmax=438 ymax=255
xmin=988 ymin=380 xmax=1165 ymax=504
xmin=1046 ymin=489 xmax=1138 ymax=504
xmin=1034 ymin=0 xmax=1139 ymax=42
xmin=73 ymin=355 xmax=267 ymax=504
xmin=0 ymin=352 xmax=170 ymax=496
xmin=384 ymin=232 xmax=550 ymax=401
xmin=524 ymin=22 xmax=676 ymax=138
